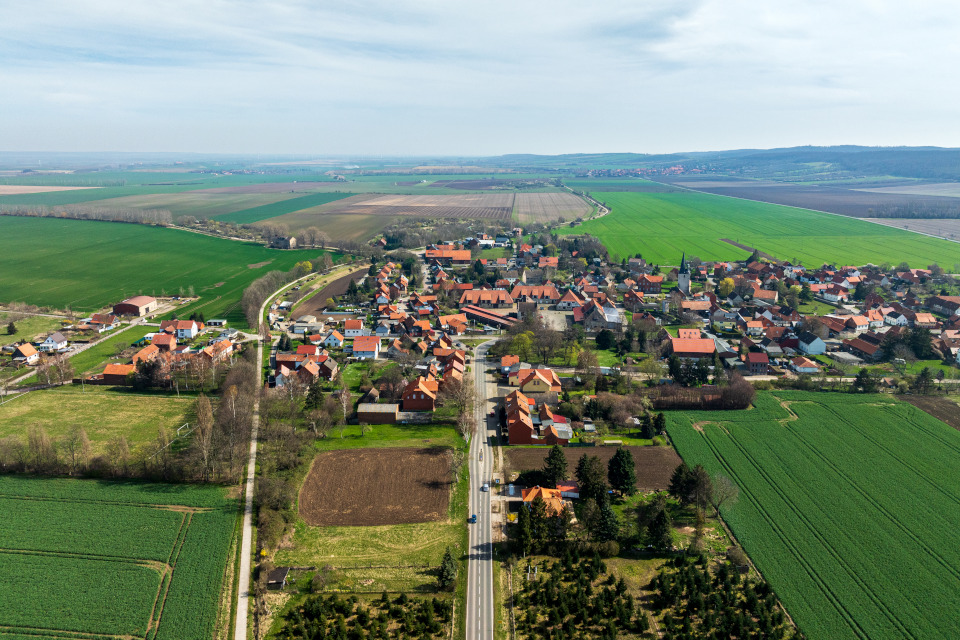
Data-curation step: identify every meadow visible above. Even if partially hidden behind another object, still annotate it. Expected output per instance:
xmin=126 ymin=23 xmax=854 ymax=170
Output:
xmin=561 ymin=187 xmax=960 ymax=267
xmin=0 ymin=476 xmax=236 ymax=639
xmin=0 ymin=217 xmax=338 ymax=324
xmin=0 ymin=385 xmax=194 ymax=455
xmin=666 ymin=391 xmax=960 ymax=640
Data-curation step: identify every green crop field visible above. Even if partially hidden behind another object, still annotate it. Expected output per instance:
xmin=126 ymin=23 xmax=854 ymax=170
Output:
xmin=0 ymin=217 xmax=339 ymax=325
xmin=214 ymin=191 xmax=355 ymax=224
xmin=0 ymin=476 xmax=236 ymax=639
xmin=560 ymin=189 xmax=960 ymax=267
xmin=666 ymin=391 xmax=960 ymax=640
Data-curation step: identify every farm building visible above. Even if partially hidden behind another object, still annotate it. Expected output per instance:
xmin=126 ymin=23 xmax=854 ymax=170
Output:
xmin=102 ymin=363 xmax=136 ymax=386
xmin=113 ymin=295 xmax=158 ymax=317
xmin=266 ymin=567 xmax=290 ymax=591
xmin=357 ymin=403 xmax=399 ymax=424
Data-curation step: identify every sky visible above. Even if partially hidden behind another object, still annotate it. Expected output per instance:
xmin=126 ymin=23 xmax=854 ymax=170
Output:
xmin=2 ymin=1 xmax=959 ymax=156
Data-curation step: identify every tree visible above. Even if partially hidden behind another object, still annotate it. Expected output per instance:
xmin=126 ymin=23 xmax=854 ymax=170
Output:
xmin=6 ymin=322 xmax=15 ymax=335
xmin=640 ymin=413 xmax=656 ymax=440
xmin=515 ymin=502 xmax=532 ymax=556
xmin=593 ymin=496 xmax=620 ymax=542
xmin=852 ymin=368 xmax=877 ymax=393
xmin=710 ymin=474 xmax=739 ymax=517
xmin=718 ymin=277 xmax=735 ymax=298
xmin=543 ymin=445 xmax=568 ymax=488
xmin=913 ymin=367 xmax=934 ymax=395
xmin=690 ymin=464 xmax=713 ymax=515
xmin=576 ymin=348 xmax=600 ymax=388
xmin=436 ymin=546 xmax=458 ymax=591
xmin=608 ymin=447 xmax=637 ymax=496
xmin=304 ymin=379 xmax=325 ymax=411
xmin=529 ymin=495 xmax=550 ymax=545
xmin=63 ymin=425 xmax=90 ymax=474
xmin=193 ymin=394 xmax=215 ymax=481
xmin=549 ymin=505 xmax=573 ymax=543
xmin=575 ymin=454 xmax=608 ymax=503
xmin=669 ymin=462 xmax=690 ymax=499
xmin=596 ymin=329 xmax=616 ymax=351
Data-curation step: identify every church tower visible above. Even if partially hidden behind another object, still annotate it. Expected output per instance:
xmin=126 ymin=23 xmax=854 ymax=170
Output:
xmin=677 ymin=253 xmax=691 ymax=295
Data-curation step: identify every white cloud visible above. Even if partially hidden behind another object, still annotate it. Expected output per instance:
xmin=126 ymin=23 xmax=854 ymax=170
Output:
xmin=1 ymin=1 xmax=959 ymax=153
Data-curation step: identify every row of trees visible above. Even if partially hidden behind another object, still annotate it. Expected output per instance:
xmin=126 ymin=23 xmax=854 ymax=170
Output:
xmin=0 ymin=204 xmax=173 ymax=225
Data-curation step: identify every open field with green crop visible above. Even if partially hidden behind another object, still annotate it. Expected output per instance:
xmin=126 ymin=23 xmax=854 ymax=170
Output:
xmin=214 ymin=191 xmax=355 ymax=224
xmin=0 ymin=385 xmax=194 ymax=455
xmin=666 ymin=391 xmax=960 ymax=640
xmin=0 ymin=217 xmax=338 ymax=324
xmin=0 ymin=476 xmax=235 ymax=639
xmin=561 ymin=189 xmax=960 ymax=267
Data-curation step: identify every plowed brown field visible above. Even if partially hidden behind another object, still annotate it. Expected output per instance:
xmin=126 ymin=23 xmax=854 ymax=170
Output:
xmin=299 ymin=447 xmax=453 ymax=526
xmin=504 ymin=445 xmax=681 ymax=491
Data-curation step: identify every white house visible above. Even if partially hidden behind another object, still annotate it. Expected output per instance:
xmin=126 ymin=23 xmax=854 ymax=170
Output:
xmin=323 ymin=331 xmax=345 ymax=349
xmin=12 ymin=343 xmax=39 ymax=365
xmin=352 ymin=336 xmax=381 ymax=359
xmin=344 ymin=319 xmax=365 ymax=337
xmin=38 ymin=332 xmax=68 ymax=353
xmin=885 ymin=312 xmax=909 ymax=327
xmin=797 ymin=332 xmax=827 ymax=356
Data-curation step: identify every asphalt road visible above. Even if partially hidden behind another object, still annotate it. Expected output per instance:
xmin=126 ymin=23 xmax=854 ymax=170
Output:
xmin=467 ymin=341 xmax=496 ymax=640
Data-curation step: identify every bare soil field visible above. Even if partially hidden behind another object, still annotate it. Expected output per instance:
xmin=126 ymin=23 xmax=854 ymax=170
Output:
xmin=857 ymin=182 xmax=960 ymax=198
xmin=504 ymin=445 xmax=681 ymax=491
xmin=656 ymin=176 xmax=960 ymax=218
xmin=0 ymin=185 xmax=100 ymax=194
xmin=862 ymin=218 xmax=960 ymax=242
xmin=299 ymin=448 xmax=453 ymax=526
xmin=514 ymin=192 xmax=592 ymax=223
xmin=315 ymin=193 xmax=516 ymax=220
xmin=900 ymin=396 xmax=960 ymax=431
xmin=430 ymin=179 xmax=509 ymax=189
xmin=186 ymin=181 xmax=333 ymax=195
xmin=294 ymin=267 xmax=369 ymax=317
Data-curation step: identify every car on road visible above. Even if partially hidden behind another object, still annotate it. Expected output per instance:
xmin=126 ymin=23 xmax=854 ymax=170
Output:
xmin=481 ymin=483 xmax=489 ymax=492
xmin=468 ymin=514 xmax=477 ymax=523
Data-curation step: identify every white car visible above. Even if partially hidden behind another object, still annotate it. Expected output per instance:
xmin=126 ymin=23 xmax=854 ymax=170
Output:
xmin=481 ymin=483 xmax=489 ymax=492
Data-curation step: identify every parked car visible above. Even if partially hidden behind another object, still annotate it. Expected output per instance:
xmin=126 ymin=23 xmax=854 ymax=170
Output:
xmin=468 ymin=514 xmax=477 ymax=523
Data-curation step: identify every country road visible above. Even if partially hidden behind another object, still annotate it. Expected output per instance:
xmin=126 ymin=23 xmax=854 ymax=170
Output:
xmin=233 ymin=268 xmax=320 ymax=640
xmin=467 ymin=340 xmax=497 ymax=640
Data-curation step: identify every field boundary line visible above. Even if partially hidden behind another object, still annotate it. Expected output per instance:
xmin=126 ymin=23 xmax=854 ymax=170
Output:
xmin=0 ymin=493 xmax=215 ymax=510
xmin=0 ymin=547 xmax=163 ymax=565
xmin=149 ymin=511 xmax=193 ymax=637
xmin=0 ymin=625 xmax=118 ymax=640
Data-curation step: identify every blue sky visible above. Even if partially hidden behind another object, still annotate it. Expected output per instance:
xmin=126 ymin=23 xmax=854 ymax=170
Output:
xmin=2 ymin=1 xmax=959 ymax=155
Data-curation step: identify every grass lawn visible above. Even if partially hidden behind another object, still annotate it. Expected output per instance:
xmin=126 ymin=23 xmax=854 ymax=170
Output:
xmin=0 ymin=313 xmax=64 ymax=346
xmin=479 ymin=247 xmax=511 ymax=260
xmin=798 ymin=299 xmax=837 ymax=315
xmin=559 ymin=188 xmax=960 ymax=267
xmin=0 ymin=385 xmax=194 ymax=456
xmin=317 ymin=424 xmax=462 ymax=451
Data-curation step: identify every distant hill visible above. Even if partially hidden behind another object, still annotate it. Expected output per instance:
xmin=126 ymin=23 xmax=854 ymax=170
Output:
xmin=479 ymin=146 xmax=960 ymax=182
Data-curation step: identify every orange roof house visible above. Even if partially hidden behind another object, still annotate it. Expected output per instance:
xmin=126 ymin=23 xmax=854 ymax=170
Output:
xmin=521 ymin=486 xmax=566 ymax=515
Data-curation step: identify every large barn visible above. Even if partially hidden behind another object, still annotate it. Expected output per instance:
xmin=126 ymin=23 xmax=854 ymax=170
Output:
xmin=113 ymin=295 xmax=158 ymax=317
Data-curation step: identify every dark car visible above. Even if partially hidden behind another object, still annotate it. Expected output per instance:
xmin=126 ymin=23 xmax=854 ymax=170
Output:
xmin=468 ymin=514 xmax=477 ymax=523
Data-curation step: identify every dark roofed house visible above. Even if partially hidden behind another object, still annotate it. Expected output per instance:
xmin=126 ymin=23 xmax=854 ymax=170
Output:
xmin=266 ymin=567 xmax=290 ymax=590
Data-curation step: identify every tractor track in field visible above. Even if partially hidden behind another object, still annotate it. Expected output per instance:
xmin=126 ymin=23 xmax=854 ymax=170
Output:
xmin=719 ymin=422 xmax=917 ymax=640
xmin=697 ymin=427 xmax=870 ymax=640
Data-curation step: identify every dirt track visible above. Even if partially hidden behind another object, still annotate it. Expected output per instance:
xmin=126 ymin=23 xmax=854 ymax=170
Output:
xmin=294 ymin=267 xmax=368 ymax=317
xmin=299 ymin=448 xmax=452 ymax=526
xmin=504 ymin=445 xmax=681 ymax=492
